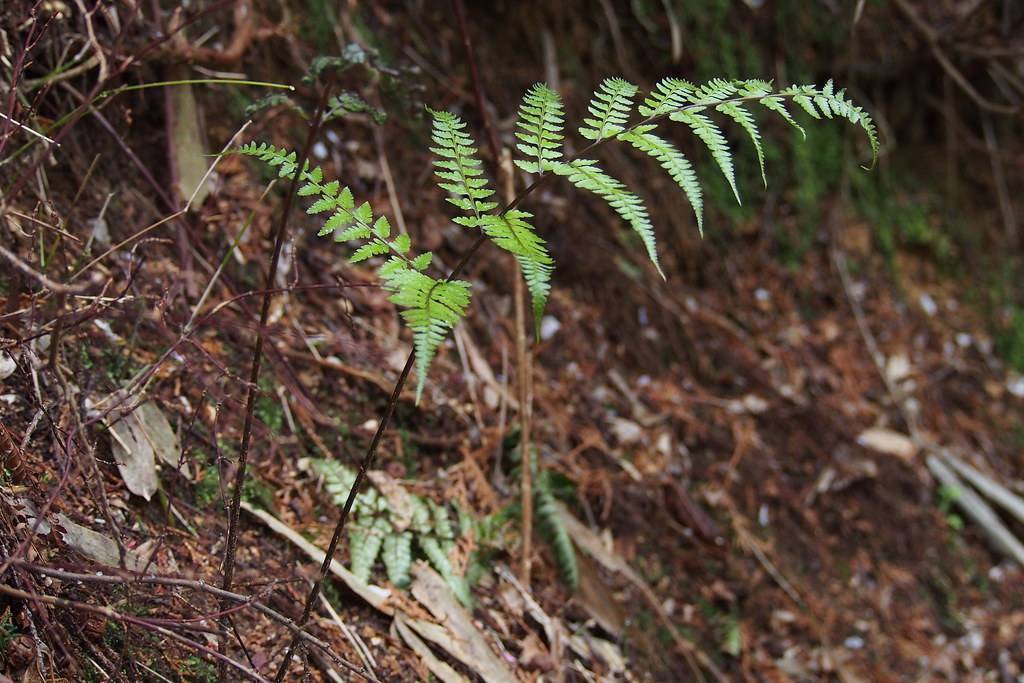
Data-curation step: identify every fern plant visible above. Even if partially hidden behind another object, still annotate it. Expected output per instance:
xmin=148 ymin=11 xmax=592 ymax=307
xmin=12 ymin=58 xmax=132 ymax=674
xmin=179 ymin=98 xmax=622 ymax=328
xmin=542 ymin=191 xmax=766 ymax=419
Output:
xmin=311 ymin=459 xmax=472 ymax=605
xmin=238 ymin=76 xmax=875 ymax=402
xmin=533 ymin=465 xmax=579 ymax=590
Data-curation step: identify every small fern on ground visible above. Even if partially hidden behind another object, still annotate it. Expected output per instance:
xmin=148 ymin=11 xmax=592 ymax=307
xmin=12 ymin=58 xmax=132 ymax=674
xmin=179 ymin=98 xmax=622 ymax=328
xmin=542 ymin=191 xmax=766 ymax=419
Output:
xmin=311 ymin=459 xmax=473 ymax=604
xmin=534 ymin=468 xmax=579 ymax=590
xmin=238 ymin=76 xmax=875 ymax=403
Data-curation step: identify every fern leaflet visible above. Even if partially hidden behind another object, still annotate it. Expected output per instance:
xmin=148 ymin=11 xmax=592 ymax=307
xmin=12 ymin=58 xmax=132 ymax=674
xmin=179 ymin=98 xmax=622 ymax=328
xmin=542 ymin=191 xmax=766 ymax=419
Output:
xmin=514 ymin=83 xmax=565 ymax=175
xmin=638 ymin=77 xmax=695 ymax=117
xmin=580 ymin=77 xmax=638 ymax=141
xmin=668 ymin=109 xmax=741 ymax=205
xmin=535 ymin=470 xmax=579 ymax=590
xmin=382 ymin=531 xmax=413 ymax=588
xmin=619 ymin=126 xmax=704 ymax=236
xmin=479 ymin=210 xmax=553 ymax=330
xmin=552 ymin=159 xmax=664 ymax=279
xmin=717 ymin=101 xmax=766 ymax=187
xmin=428 ymin=109 xmax=497 ymax=227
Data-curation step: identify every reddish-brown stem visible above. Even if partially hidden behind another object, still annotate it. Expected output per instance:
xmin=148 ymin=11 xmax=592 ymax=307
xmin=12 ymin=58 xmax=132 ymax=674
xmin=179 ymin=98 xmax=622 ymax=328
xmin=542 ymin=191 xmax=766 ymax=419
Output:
xmin=217 ymin=82 xmax=333 ymax=681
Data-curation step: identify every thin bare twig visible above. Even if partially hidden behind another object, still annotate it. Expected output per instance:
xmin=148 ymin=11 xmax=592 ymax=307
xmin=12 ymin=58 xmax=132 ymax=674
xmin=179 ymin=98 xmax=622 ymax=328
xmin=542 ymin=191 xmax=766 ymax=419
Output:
xmin=11 ymin=562 xmax=366 ymax=676
xmin=0 ymin=583 xmax=269 ymax=683
xmin=892 ymin=0 xmax=1019 ymax=115
xmin=0 ymin=243 xmax=87 ymax=294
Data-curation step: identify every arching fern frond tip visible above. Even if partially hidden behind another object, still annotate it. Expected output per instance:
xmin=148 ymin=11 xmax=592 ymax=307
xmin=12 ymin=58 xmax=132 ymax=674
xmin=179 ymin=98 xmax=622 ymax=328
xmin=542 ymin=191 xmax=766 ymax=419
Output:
xmin=552 ymin=159 xmax=665 ymax=279
xmin=620 ymin=127 xmax=704 ymax=236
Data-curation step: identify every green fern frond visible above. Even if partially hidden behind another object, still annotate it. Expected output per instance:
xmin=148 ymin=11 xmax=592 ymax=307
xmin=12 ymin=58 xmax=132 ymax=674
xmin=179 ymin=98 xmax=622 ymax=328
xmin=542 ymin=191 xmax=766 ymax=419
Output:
xmin=382 ymin=531 xmax=413 ymax=588
xmin=638 ymin=77 xmax=695 ymax=117
xmin=535 ymin=470 xmax=578 ymax=590
xmin=514 ymin=83 xmax=565 ymax=175
xmin=237 ymin=141 xmax=307 ymax=179
xmin=239 ymin=74 xmax=879 ymax=408
xmin=580 ymin=78 xmax=638 ymax=141
xmin=717 ymin=101 xmax=766 ymax=187
xmin=669 ymin=109 xmax=741 ymax=205
xmin=780 ymin=82 xmax=878 ymax=167
xmin=313 ymin=459 xmax=474 ymax=597
xmin=238 ymin=141 xmax=467 ymax=403
xmin=428 ymin=109 xmax=498 ymax=227
xmin=619 ymin=126 xmax=704 ymax=236
xmin=479 ymin=210 xmax=553 ymax=330
xmin=552 ymin=159 xmax=664 ymax=279
xmin=383 ymin=265 xmax=472 ymax=403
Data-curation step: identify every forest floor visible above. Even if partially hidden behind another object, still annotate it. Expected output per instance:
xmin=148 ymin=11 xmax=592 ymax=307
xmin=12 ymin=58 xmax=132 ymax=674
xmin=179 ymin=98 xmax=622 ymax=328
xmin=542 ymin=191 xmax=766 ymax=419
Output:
xmin=1 ymin=2 xmax=1023 ymax=682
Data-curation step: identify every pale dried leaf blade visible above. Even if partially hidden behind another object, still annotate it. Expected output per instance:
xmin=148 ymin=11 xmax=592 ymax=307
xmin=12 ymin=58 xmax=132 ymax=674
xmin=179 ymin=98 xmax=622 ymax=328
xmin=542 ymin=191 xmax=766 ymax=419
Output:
xmin=926 ymin=455 xmax=1024 ymax=565
xmin=393 ymin=615 xmax=470 ymax=683
xmin=170 ymin=75 xmax=211 ymax=206
xmin=134 ymin=400 xmax=184 ymax=473
xmin=55 ymin=513 xmax=154 ymax=572
xmin=0 ymin=351 xmax=16 ymax=381
xmin=410 ymin=562 xmax=517 ymax=683
xmin=855 ymin=427 xmax=916 ymax=461
xmin=239 ymin=501 xmax=393 ymax=613
xmin=108 ymin=410 xmax=159 ymax=500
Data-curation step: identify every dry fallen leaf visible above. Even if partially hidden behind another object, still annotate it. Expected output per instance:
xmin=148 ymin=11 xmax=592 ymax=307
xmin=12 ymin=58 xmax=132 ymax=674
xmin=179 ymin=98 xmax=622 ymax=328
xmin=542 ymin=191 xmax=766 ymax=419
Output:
xmin=410 ymin=563 xmax=517 ymax=683
xmin=855 ymin=428 xmax=916 ymax=461
xmin=0 ymin=351 xmax=16 ymax=381
xmin=106 ymin=400 xmax=183 ymax=500
xmin=55 ymin=513 xmax=155 ymax=572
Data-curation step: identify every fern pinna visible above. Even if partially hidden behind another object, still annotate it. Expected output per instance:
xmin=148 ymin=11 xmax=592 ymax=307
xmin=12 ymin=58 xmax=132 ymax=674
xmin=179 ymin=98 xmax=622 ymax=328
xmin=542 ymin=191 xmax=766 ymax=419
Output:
xmin=238 ymin=77 xmax=876 ymax=401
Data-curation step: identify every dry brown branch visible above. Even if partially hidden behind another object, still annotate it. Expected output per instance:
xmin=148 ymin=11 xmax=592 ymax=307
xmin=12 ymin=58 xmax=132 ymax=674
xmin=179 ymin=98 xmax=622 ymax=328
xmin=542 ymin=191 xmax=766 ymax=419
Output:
xmin=11 ymin=562 xmax=366 ymax=676
xmin=0 ymin=243 xmax=88 ymax=294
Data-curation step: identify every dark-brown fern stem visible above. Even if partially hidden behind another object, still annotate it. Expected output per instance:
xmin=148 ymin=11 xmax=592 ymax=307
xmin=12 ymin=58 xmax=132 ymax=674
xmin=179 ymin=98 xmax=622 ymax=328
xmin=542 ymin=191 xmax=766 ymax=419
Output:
xmin=217 ymin=82 xmax=334 ymax=683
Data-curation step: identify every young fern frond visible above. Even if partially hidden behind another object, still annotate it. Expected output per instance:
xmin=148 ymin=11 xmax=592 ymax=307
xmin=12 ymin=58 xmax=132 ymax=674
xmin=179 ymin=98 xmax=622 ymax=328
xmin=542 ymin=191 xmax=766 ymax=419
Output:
xmin=514 ymin=83 xmax=565 ymax=175
xmin=580 ymin=77 xmax=638 ymax=141
xmin=428 ymin=109 xmax=497 ymax=227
